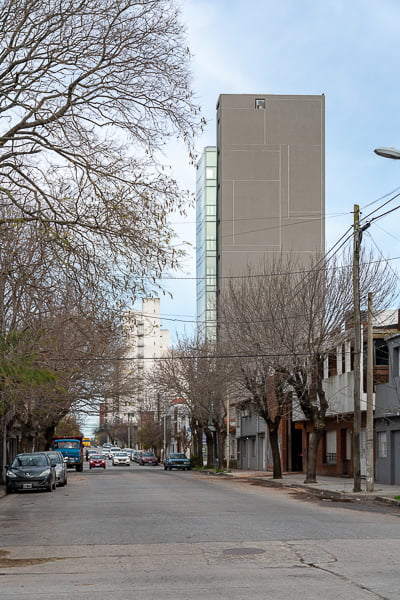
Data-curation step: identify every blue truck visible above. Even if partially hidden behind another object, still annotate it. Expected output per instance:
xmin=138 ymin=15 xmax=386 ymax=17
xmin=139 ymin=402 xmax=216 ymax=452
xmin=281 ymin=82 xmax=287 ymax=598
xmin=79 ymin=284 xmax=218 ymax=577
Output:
xmin=51 ymin=436 xmax=84 ymax=472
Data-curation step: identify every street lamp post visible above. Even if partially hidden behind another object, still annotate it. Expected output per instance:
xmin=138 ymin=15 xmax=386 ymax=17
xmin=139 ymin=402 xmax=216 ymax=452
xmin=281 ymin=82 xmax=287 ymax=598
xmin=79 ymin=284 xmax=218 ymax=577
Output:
xmin=374 ymin=147 xmax=400 ymax=159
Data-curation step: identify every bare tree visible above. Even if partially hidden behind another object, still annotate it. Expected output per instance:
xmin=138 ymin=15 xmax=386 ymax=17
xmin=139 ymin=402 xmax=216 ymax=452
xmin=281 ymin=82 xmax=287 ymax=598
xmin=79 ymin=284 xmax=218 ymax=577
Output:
xmin=0 ymin=0 xmax=203 ymax=300
xmin=220 ymin=274 xmax=293 ymax=478
xmin=149 ymin=335 xmax=232 ymax=468
xmin=220 ymin=249 xmax=398 ymax=482
xmin=0 ymin=0 xmax=203 ymax=468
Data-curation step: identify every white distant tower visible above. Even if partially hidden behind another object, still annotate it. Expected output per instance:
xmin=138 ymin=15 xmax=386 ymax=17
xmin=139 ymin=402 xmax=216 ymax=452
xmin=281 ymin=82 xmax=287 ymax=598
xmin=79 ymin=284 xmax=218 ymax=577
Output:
xmin=104 ymin=298 xmax=169 ymax=436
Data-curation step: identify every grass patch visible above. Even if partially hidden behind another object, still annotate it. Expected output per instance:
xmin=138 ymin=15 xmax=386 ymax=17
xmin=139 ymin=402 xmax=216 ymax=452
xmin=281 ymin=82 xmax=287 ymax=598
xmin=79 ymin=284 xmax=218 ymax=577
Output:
xmin=192 ymin=465 xmax=231 ymax=474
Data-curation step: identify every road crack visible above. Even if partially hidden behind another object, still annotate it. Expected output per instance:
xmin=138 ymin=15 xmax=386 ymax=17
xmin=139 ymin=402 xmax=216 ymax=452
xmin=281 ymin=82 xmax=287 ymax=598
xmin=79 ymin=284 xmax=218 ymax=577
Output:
xmin=286 ymin=544 xmax=392 ymax=600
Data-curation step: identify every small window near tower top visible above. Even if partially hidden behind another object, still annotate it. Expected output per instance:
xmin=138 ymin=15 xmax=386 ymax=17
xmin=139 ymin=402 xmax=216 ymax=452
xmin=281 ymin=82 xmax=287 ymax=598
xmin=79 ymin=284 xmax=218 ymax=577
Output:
xmin=255 ymin=98 xmax=265 ymax=110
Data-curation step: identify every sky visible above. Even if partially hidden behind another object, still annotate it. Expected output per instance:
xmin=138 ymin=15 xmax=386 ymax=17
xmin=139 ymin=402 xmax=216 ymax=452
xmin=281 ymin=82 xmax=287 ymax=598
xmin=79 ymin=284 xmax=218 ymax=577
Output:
xmin=82 ymin=0 xmax=400 ymax=435
xmin=156 ymin=0 xmax=400 ymax=343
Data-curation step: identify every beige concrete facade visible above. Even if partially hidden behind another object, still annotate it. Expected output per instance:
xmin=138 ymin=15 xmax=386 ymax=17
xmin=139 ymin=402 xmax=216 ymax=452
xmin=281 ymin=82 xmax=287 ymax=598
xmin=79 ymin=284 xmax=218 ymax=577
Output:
xmin=216 ymin=94 xmax=325 ymax=279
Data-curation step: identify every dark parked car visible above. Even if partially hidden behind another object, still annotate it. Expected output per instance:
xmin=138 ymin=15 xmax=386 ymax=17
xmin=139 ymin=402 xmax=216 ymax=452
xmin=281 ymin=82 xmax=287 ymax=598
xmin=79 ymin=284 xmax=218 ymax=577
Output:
xmin=44 ymin=450 xmax=68 ymax=486
xmin=164 ymin=453 xmax=191 ymax=471
xmin=89 ymin=454 xmax=106 ymax=469
xmin=5 ymin=452 xmax=57 ymax=493
xmin=86 ymin=448 xmax=99 ymax=461
xmin=138 ymin=452 xmax=158 ymax=466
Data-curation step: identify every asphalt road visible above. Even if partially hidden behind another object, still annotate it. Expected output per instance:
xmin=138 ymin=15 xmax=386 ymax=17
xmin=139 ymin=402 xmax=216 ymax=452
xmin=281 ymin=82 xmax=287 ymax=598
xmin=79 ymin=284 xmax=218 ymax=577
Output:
xmin=1 ymin=461 xmax=400 ymax=600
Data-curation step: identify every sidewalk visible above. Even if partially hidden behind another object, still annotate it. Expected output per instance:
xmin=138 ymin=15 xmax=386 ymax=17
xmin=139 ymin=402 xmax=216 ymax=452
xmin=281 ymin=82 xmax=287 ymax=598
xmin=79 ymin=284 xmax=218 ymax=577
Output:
xmin=226 ymin=470 xmax=400 ymax=506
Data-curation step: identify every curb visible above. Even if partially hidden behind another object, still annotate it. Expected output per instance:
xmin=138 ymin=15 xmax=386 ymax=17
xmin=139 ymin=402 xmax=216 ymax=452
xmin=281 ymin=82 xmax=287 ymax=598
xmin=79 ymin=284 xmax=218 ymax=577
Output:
xmin=201 ymin=472 xmax=400 ymax=507
xmin=373 ymin=496 xmax=400 ymax=507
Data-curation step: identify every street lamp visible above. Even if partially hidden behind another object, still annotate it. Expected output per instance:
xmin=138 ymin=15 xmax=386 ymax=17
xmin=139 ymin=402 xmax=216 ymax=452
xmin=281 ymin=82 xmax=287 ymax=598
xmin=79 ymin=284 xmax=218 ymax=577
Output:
xmin=374 ymin=147 xmax=400 ymax=159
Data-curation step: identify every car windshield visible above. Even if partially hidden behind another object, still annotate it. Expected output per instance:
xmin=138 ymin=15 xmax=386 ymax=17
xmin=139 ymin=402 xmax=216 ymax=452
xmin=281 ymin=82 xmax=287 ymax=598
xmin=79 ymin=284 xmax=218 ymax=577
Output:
xmin=46 ymin=453 xmax=62 ymax=463
xmin=115 ymin=453 xmax=127 ymax=457
xmin=170 ymin=453 xmax=187 ymax=459
xmin=143 ymin=452 xmax=155 ymax=457
xmin=12 ymin=454 xmax=48 ymax=467
xmin=90 ymin=455 xmax=104 ymax=459
xmin=55 ymin=440 xmax=80 ymax=449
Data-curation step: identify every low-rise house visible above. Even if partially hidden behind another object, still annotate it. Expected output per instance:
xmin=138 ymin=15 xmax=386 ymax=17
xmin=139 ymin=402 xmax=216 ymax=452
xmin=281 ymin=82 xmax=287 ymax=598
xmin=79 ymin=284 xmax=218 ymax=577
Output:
xmin=295 ymin=310 xmax=399 ymax=478
xmin=375 ymin=332 xmax=400 ymax=484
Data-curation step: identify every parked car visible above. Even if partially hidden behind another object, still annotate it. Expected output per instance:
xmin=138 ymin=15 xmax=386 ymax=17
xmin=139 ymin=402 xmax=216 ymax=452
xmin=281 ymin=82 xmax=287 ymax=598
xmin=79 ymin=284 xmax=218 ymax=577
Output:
xmin=89 ymin=454 xmax=106 ymax=469
xmin=138 ymin=452 xmax=158 ymax=466
xmin=44 ymin=450 xmax=68 ymax=486
xmin=112 ymin=452 xmax=130 ymax=466
xmin=164 ymin=453 xmax=191 ymax=471
xmin=132 ymin=450 xmax=145 ymax=463
xmin=5 ymin=452 xmax=57 ymax=493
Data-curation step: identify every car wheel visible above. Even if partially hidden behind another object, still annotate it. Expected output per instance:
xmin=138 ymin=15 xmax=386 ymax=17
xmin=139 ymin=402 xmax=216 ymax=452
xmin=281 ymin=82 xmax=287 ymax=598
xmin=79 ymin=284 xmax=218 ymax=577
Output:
xmin=5 ymin=487 xmax=12 ymax=494
xmin=164 ymin=465 xmax=167 ymax=470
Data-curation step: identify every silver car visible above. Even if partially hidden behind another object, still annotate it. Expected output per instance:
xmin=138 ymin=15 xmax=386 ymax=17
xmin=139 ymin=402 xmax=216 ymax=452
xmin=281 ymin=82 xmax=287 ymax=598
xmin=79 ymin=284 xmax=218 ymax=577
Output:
xmin=45 ymin=450 xmax=68 ymax=486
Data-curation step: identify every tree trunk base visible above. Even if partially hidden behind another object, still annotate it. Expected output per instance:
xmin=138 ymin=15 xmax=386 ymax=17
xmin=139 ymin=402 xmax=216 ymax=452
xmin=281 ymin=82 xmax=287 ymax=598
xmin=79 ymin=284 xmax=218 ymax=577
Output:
xmin=304 ymin=477 xmax=317 ymax=484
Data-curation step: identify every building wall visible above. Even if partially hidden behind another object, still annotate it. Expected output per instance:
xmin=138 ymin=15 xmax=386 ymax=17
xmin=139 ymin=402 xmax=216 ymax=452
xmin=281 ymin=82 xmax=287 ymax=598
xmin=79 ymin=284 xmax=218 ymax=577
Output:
xmin=216 ymin=93 xmax=325 ymax=285
xmin=375 ymin=333 xmax=400 ymax=484
xmin=212 ymin=94 xmax=325 ymax=471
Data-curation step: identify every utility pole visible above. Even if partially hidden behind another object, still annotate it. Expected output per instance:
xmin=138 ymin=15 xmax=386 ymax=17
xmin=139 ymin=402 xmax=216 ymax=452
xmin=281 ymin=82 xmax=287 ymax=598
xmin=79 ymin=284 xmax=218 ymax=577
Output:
xmin=366 ymin=292 xmax=375 ymax=492
xmin=352 ymin=206 xmax=371 ymax=492
xmin=226 ymin=394 xmax=230 ymax=471
xmin=353 ymin=204 xmax=362 ymax=492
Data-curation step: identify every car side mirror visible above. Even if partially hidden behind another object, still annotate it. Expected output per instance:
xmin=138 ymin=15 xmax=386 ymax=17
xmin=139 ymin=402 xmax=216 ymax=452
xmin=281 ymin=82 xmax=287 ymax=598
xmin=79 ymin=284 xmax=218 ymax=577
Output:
xmin=50 ymin=460 xmax=57 ymax=467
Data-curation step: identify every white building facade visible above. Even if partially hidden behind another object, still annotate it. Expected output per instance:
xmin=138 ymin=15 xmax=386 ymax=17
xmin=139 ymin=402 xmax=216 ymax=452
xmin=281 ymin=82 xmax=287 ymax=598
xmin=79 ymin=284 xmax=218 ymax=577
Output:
xmin=104 ymin=298 xmax=169 ymax=438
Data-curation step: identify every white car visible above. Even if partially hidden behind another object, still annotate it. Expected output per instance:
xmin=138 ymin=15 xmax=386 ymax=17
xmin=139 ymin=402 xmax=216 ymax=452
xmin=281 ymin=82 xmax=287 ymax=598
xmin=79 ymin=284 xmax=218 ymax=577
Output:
xmin=112 ymin=452 xmax=130 ymax=466
xmin=107 ymin=447 xmax=120 ymax=459
xmin=123 ymin=448 xmax=133 ymax=460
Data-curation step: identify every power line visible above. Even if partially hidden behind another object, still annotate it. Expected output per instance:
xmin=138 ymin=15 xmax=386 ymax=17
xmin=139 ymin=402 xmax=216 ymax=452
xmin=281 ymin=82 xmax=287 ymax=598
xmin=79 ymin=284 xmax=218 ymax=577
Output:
xmin=157 ymin=253 xmax=400 ymax=282
xmin=44 ymin=348 xmax=362 ymax=362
